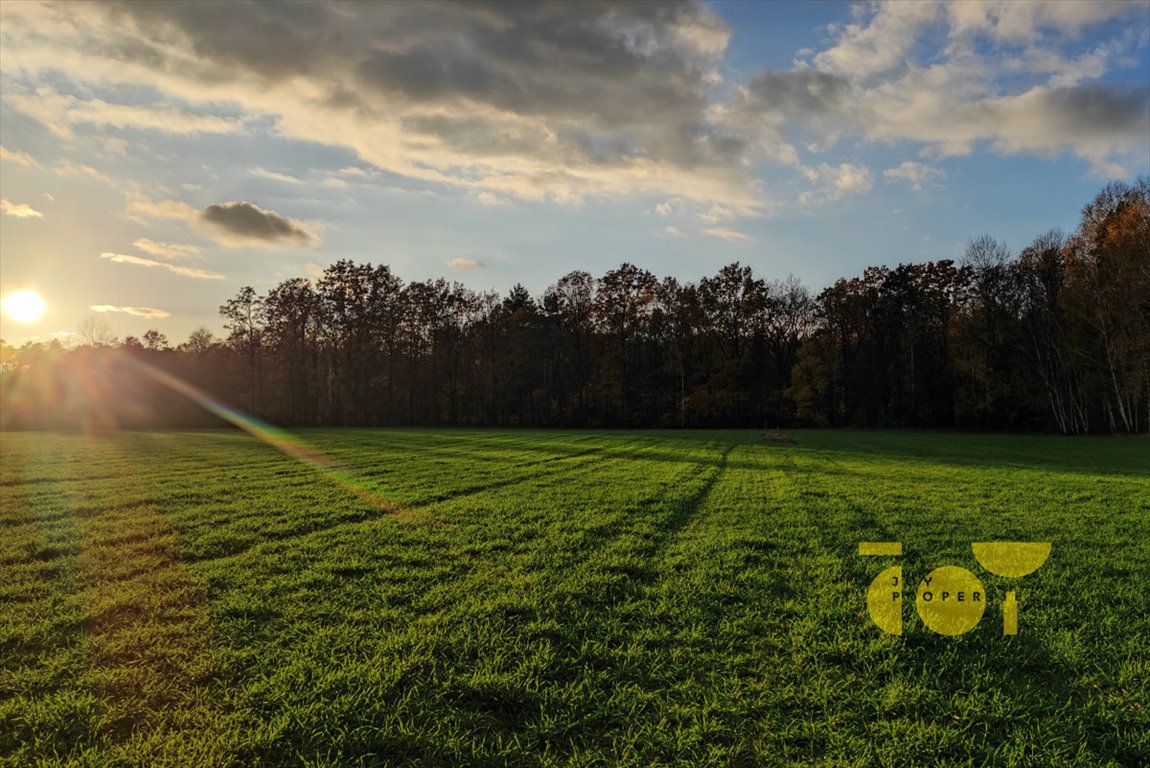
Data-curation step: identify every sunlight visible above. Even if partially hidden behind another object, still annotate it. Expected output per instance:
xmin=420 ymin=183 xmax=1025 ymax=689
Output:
xmin=2 ymin=289 xmax=46 ymax=324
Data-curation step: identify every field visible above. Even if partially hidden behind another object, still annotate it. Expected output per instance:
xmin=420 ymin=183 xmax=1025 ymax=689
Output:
xmin=1 ymin=428 xmax=1147 ymax=767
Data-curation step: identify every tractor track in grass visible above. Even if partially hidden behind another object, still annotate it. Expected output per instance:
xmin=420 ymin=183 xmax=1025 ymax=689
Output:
xmin=174 ymin=439 xmax=670 ymax=568
xmin=5 ymin=429 xmax=1147 ymax=766
xmin=2 ymin=440 xmax=247 ymax=766
xmin=642 ymin=441 xmax=734 ymax=563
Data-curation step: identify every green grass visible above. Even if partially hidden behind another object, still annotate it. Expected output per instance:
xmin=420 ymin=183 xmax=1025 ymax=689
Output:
xmin=1 ymin=429 xmax=1147 ymax=767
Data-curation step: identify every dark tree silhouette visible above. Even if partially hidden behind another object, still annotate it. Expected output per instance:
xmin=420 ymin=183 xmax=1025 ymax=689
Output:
xmin=2 ymin=181 xmax=1146 ymax=434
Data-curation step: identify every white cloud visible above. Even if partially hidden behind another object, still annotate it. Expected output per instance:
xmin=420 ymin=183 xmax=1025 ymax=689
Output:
xmin=3 ymin=85 xmax=244 ymax=139
xmin=52 ymin=160 xmax=119 ymax=186
xmin=448 ymin=258 xmax=485 ymax=270
xmin=1 ymin=199 xmax=43 ymax=218
xmin=101 ymin=136 xmax=129 ymax=156
xmin=133 ymin=238 xmax=202 ymax=261
xmin=0 ymin=0 xmax=1143 ymax=222
xmin=812 ymin=2 xmax=944 ymax=79
xmin=251 ymin=167 xmax=301 ymax=184
xmin=742 ymin=0 xmax=1149 ymax=178
xmin=703 ymin=227 xmax=752 ymax=242
xmin=100 ymin=252 xmax=224 ymax=280
xmin=0 ymin=1 xmax=766 ymax=218
xmin=125 ymin=197 xmax=200 ymax=224
xmin=798 ymin=163 xmax=873 ymax=205
xmin=946 ymin=0 xmax=1138 ymax=42
xmin=883 ymin=161 xmax=946 ymax=191
xmin=0 ymin=144 xmax=39 ymax=167
xmin=90 ymin=304 xmax=171 ymax=318
xmin=471 ymin=190 xmax=510 ymax=207
xmin=656 ymin=198 xmax=688 ymax=218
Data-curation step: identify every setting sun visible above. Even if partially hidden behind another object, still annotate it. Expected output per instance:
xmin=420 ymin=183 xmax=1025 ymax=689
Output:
xmin=2 ymin=289 xmax=46 ymax=324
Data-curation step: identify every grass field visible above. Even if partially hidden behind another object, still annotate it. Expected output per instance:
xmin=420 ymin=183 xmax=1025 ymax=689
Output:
xmin=1 ymin=428 xmax=1147 ymax=767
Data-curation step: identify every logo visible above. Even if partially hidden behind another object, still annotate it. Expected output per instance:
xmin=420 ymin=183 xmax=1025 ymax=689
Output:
xmin=859 ymin=541 xmax=1051 ymax=636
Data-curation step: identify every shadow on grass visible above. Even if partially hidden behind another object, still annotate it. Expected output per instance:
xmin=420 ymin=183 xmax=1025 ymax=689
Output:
xmin=791 ymin=430 xmax=1150 ymax=478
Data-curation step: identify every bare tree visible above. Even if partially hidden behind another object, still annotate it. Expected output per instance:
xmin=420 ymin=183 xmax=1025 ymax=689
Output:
xmin=78 ymin=316 xmax=116 ymax=348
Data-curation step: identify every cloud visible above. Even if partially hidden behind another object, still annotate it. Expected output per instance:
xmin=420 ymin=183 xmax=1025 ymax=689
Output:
xmin=798 ymin=163 xmax=873 ymax=205
xmin=1 ymin=199 xmax=43 ymax=218
xmin=703 ymin=227 xmax=751 ymax=241
xmin=132 ymin=238 xmax=202 ymax=260
xmin=0 ymin=1 xmax=764 ymax=217
xmin=89 ymin=304 xmax=171 ymax=319
xmin=0 ymin=144 xmax=39 ymax=167
xmin=737 ymin=1 xmax=1149 ymax=177
xmin=52 ymin=160 xmax=119 ymax=186
xmin=745 ymin=70 xmax=853 ymax=114
xmin=200 ymin=202 xmax=317 ymax=247
xmin=99 ymin=252 xmax=224 ymax=280
xmin=251 ymin=167 xmax=302 ymax=184
xmin=0 ymin=0 xmax=1144 ymax=217
xmin=883 ymin=161 xmax=946 ymax=191
xmin=945 ymin=0 xmax=1141 ymax=43
xmin=812 ymin=2 xmax=944 ymax=80
xmin=448 ymin=257 xmax=484 ymax=270
xmin=126 ymin=197 xmax=199 ymax=223
xmin=471 ymin=191 xmax=509 ymax=207
xmin=101 ymin=136 xmax=129 ymax=156
xmin=2 ymin=85 xmax=244 ymax=139
xmin=125 ymin=196 xmax=318 ymax=248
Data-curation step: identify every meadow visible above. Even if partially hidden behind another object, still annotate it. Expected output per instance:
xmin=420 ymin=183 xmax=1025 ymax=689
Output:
xmin=1 ymin=428 xmax=1147 ymax=767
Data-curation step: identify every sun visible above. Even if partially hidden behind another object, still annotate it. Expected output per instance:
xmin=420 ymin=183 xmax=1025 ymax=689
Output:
xmin=2 ymin=290 xmax=47 ymax=325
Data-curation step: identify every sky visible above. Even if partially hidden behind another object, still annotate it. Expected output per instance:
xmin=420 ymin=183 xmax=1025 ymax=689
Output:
xmin=1 ymin=0 xmax=1148 ymax=347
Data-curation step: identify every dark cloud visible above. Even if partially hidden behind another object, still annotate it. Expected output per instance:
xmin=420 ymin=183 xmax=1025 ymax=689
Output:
xmin=201 ymin=202 xmax=315 ymax=246
xmin=100 ymin=0 xmax=736 ymax=170
xmin=743 ymin=70 xmax=852 ymax=116
xmin=16 ymin=0 xmax=1140 ymax=210
xmin=1032 ymin=83 xmax=1149 ymax=136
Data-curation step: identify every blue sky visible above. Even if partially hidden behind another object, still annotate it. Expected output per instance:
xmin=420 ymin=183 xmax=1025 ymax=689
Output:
xmin=1 ymin=0 xmax=1147 ymax=345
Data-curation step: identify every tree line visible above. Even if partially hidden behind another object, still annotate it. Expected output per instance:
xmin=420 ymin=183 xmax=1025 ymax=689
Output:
xmin=2 ymin=180 xmax=1147 ymax=434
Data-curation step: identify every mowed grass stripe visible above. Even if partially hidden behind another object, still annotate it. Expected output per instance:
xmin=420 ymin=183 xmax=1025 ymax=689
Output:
xmin=73 ymin=501 xmax=251 ymax=766
xmin=1 ymin=433 xmax=257 ymax=767
xmin=1 ymin=429 xmax=1147 ymax=766
xmin=1 ymin=455 xmax=98 ymax=765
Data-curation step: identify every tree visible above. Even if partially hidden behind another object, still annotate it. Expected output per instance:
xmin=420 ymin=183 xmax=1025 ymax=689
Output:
xmin=142 ymin=329 xmax=170 ymax=351
xmin=263 ymin=278 xmax=319 ymax=424
xmin=182 ymin=327 xmax=215 ymax=355
xmin=49 ymin=179 xmax=1136 ymax=434
xmin=543 ymin=271 xmax=596 ymax=424
xmin=594 ymin=263 xmax=657 ymax=424
xmin=78 ymin=317 xmax=116 ymax=348
xmin=1063 ymin=179 xmax=1150 ymax=433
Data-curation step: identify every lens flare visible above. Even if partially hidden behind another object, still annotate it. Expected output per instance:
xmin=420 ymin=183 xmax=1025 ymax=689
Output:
xmin=125 ymin=355 xmax=400 ymax=511
xmin=2 ymin=289 xmax=46 ymax=324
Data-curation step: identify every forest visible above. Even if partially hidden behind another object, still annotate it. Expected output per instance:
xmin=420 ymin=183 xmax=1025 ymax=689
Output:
xmin=2 ymin=180 xmax=1147 ymax=434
